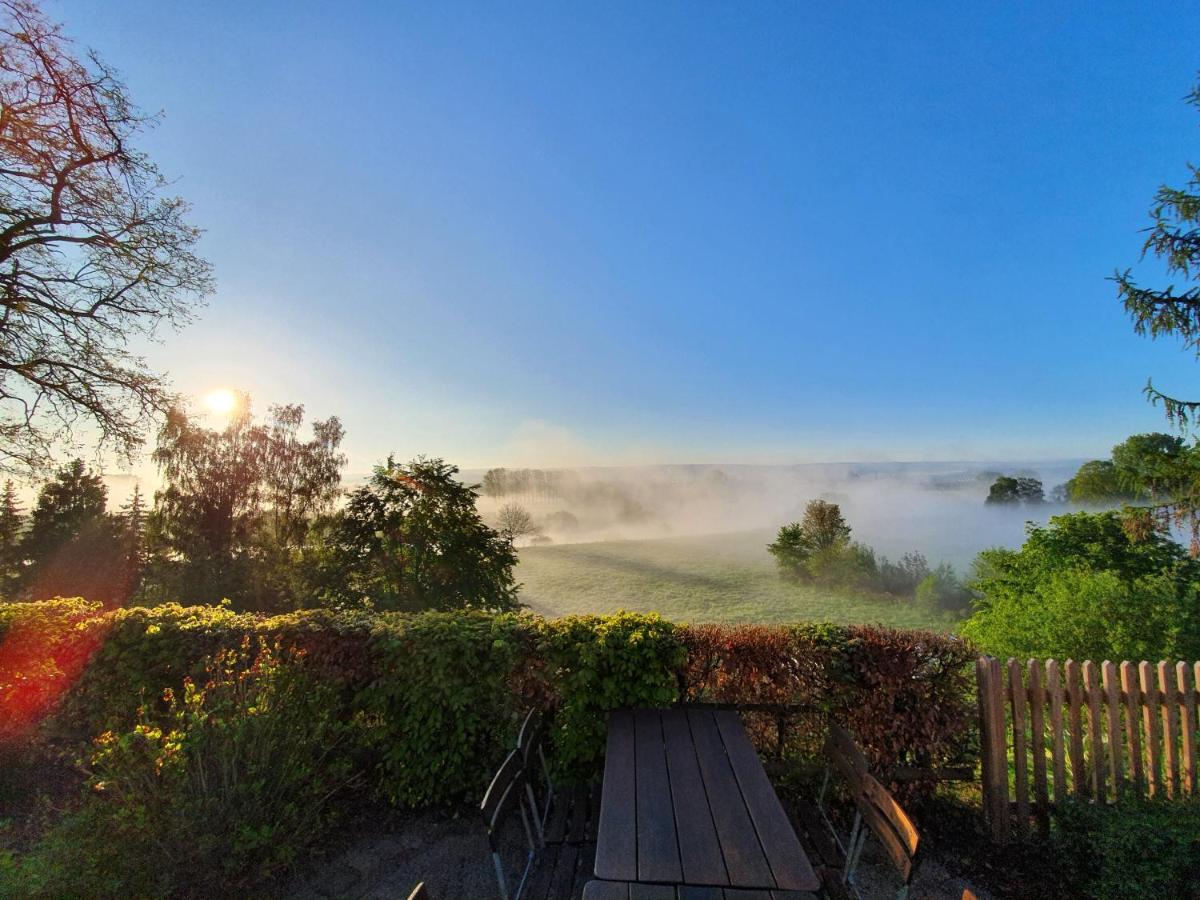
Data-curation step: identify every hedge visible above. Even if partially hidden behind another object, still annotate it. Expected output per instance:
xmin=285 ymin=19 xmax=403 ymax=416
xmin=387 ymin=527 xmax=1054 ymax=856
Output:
xmin=0 ymin=600 xmax=976 ymax=807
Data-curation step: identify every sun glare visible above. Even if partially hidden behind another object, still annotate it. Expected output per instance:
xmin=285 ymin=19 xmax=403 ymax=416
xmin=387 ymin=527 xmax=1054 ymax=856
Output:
xmin=205 ymin=388 xmax=238 ymax=415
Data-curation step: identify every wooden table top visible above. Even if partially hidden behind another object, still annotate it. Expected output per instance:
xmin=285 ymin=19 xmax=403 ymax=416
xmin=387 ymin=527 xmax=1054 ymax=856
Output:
xmin=594 ymin=708 xmax=820 ymax=893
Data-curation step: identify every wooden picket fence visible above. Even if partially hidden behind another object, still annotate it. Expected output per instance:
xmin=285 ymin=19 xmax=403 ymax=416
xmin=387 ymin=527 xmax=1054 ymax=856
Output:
xmin=976 ymin=655 xmax=1200 ymax=841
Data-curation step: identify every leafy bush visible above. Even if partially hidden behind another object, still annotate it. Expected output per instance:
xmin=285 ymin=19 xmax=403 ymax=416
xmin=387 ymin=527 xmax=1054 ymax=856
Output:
xmin=1 ymin=643 xmax=359 ymax=898
xmin=678 ymin=621 xmax=977 ymax=794
xmin=358 ymin=610 xmax=527 ymax=806
xmin=964 ymin=510 xmax=1200 ymax=659
xmin=537 ymin=612 xmax=684 ymax=777
xmin=1054 ymin=798 xmax=1200 ymax=899
xmin=2 ymin=600 xmax=978 ymax=808
xmin=0 ymin=598 xmax=108 ymax=741
xmin=915 ymin=563 xmax=972 ymax=616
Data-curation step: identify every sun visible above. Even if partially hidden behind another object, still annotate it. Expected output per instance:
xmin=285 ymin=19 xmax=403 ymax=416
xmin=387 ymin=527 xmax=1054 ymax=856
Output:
xmin=204 ymin=388 xmax=238 ymax=415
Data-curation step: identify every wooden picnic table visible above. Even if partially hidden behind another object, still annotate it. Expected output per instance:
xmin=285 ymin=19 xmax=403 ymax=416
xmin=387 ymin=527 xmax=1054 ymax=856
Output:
xmin=594 ymin=708 xmax=820 ymax=894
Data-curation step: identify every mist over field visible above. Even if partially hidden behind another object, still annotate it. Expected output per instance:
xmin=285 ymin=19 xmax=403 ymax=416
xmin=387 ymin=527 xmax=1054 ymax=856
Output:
xmin=467 ymin=460 xmax=1083 ymax=569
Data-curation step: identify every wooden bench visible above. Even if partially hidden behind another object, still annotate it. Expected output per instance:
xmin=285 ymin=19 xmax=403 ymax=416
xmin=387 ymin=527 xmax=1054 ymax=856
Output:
xmin=582 ymin=882 xmax=817 ymax=899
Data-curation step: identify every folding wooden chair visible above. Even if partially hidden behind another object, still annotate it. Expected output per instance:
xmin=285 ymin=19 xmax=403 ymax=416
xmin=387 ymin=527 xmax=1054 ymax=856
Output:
xmin=517 ymin=707 xmax=556 ymax=841
xmin=480 ymin=748 xmax=538 ymax=900
xmin=843 ymin=772 xmax=921 ymax=900
xmin=817 ymin=723 xmax=870 ymax=857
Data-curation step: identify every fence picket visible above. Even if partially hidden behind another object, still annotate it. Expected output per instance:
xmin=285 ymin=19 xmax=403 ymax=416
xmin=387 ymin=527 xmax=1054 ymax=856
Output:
xmin=1027 ymin=659 xmax=1049 ymax=832
xmin=979 ymin=656 xmax=1200 ymax=840
xmin=1179 ymin=662 xmax=1197 ymax=796
xmin=1160 ymin=661 xmax=1181 ymax=798
xmin=1101 ymin=661 xmax=1123 ymax=800
xmin=1047 ymin=660 xmax=1066 ymax=804
xmin=1140 ymin=661 xmax=1163 ymax=798
xmin=1066 ymin=660 xmax=1087 ymax=797
xmin=1083 ymin=662 xmax=1106 ymax=801
xmin=1008 ymin=659 xmax=1029 ymax=833
xmin=1121 ymin=661 xmax=1144 ymax=797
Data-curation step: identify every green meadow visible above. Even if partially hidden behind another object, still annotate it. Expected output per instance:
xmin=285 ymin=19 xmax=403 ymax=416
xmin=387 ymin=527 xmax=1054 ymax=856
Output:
xmin=515 ymin=529 xmax=955 ymax=629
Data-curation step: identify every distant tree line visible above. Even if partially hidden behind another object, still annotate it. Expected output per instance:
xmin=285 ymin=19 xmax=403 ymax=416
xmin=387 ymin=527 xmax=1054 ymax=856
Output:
xmin=0 ymin=399 xmax=519 ymax=613
xmin=768 ymin=499 xmax=971 ymax=616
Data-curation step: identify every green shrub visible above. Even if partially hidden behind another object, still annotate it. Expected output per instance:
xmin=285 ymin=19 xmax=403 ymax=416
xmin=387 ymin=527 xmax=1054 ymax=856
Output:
xmin=2 ymin=643 xmax=359 ymax=898
xmin=537 ymin=612 xmax=684 ymax=777
xmin=964 ymin=511 xmax=1200 ymax=660
xmin=0 ymin=598 xmax=108 ymax=742
xmin=358 ymin=610 xmax=527 ymax=806
xmin=1054 ymin=798 xmax=1200 ymax=899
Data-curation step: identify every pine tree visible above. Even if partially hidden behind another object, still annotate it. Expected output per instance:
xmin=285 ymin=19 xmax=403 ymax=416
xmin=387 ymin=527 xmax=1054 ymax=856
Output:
xmin=1115 ymin=79 xmax=1200 ymax=425
xmin=0 ymin=481 xmax=24 ymax=599
xmin=118 ymin=483 xmax=148 ymax=595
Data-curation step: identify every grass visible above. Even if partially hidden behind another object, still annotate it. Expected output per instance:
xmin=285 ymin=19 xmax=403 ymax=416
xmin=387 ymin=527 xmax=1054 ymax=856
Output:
xmin=515 ymin=529 xmax=956 ymax=629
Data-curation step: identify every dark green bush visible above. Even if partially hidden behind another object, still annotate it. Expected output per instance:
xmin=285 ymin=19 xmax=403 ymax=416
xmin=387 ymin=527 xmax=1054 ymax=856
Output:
xmin=537 ymin=612 xmax=684 ymax=777
xmin=2 ymin=601 xmax=978 ymax=800
xmin=1054 ymin=798 xmax=1200 ymax=899
xmin=1 ymin=642 xmax=359 ymax=899
xmin=358 ymin=610 xmax=528 ymax=806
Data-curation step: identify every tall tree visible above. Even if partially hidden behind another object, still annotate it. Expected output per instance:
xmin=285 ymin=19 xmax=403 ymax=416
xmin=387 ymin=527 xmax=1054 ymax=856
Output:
xmin=1115 ymin=79 xmax=1200 ymax=426
xmin=18 ymin=456 xmax=128 ymax=601
xmin=0 ymin=478 xmax=23 ymax=597
xmin=0 ymin=1 xmax=212 ymax=474
xmin=495 ymin=503 xmax=540 ymax=545
xmin=145 ymin=399 xmax=346 ymax=608
xmin=768 ymin=499 xmax=852 ymax=577
xmin=118 ymin=482 xmax=147 ymax=595
xmin=20 ymin=457 xmax=105 ymax=564
xmin=320 ymin=457 xmax=519 ymax=612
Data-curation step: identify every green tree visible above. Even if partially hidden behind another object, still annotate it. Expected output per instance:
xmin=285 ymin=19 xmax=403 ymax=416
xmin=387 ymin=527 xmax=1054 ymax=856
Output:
xmin=768 ymin=499 xmax=856 ymax=581
xmin=963 ymin=511 xmax=1200 ymax=660
xmin=145 ymin=400 xmax=346 ymax=609
xmin=319 ymin=457 xmax=519 ymax=611
xmin=985 ymin=475 xmax=1044 ymax=505
xmin=0 ymin=1 xmax=212 ymax=475
xmin=0 ymin=479 xmax=24 ymax=598
xmin=1064 ymin=459 xmax=1141 ymax=505
xmin=17 ymin=458 xmax=130 ymax=602
xmin=20 ymin=459 xmax=107 ymax=567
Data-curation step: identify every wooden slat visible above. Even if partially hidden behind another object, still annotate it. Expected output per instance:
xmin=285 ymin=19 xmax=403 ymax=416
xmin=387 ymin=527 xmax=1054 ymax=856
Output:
xmin=1083 ymin=661 xmax=1106 ymax=801
xmin=688 ymin=708 xmax=775 ymax=888
xmin=1026 ymin=659 xmax=1049 ymax=832
xmin=714 ymin=710 xmax=819 ymax=891
xmin=1179 ymin=662 xmax=1197 ymax=796
xmin=1007 ymin=659 xmax=1029 ymax=834
xmin=661 ymin=708 xmax=728 ymax=885
xmin=975 ymin=658 xmax=993 ymax=826
xmin=633 ymin=709 xmax=682 ymax=884
xmin=1101 ymin=661 xmax=1123 ymax=800
xmin=1160 ymin=661 xmax=1181 ymax=799
xmin=1140 ymin=661 xmax=1163 ymax=797
xmin=1065 ymin=660 xmax=1086 ymax=797
xmin=630 ymin=884 xmax=676 ymax=900
xmin=569 ymin=784 xmax=590 ymax=844
xmin=582 ymin=881 xmax=629 ymax=900
xmin=1121 ymin=661 xmax=1144 ymax=797
xmin=542 ymin=843 xmax=579 ymax=900
xmin=794 ymin=801 xmax=842 ymax=868
xmin=1047 ymin=660 xmax=1066 ymax=805
xmin=587 ymin=781 xmax=602 ymax=841
xmin=983 ymin=657 xmax=1008 ymax=840
xmin=595 ymin=709 xmax=638 ymax=881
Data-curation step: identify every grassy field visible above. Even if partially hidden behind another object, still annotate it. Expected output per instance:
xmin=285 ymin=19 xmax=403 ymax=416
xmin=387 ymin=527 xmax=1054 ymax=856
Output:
xmin=515 ymin=530 xmax=955 ymax=629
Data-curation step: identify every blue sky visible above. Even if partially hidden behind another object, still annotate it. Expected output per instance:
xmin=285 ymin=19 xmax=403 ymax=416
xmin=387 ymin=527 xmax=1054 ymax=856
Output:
xmin=55 ymin=1 xmax=1200 ymax=470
